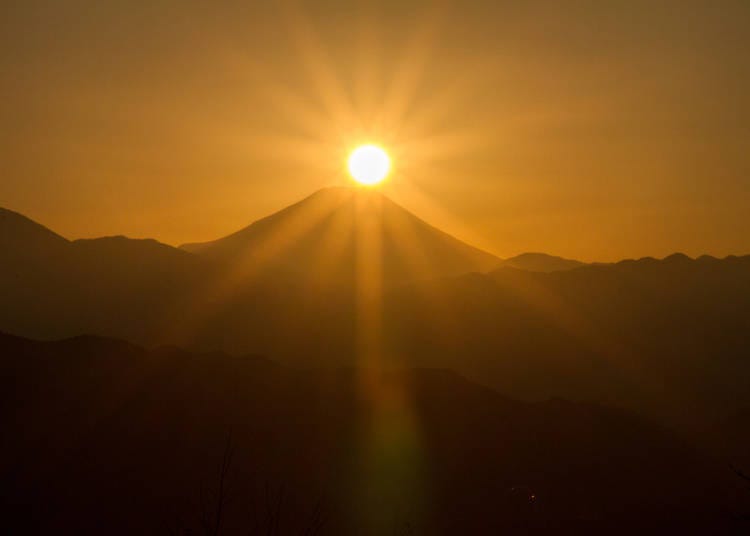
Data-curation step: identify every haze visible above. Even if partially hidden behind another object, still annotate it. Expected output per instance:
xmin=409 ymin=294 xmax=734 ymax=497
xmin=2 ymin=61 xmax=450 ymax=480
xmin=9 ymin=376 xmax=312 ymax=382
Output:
xmin=2 ymin=0 xmax=749 ymax=261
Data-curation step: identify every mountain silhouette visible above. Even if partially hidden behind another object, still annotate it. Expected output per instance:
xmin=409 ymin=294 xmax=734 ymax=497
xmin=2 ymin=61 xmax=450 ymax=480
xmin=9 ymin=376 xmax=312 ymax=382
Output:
xmin=0 ymin=331 xmax=735 ymax=534
xmin=181 ymin=187 xmax=499 ymax=286
xmin=0 ymin=207 xmax=69 ymax=258
xmin=0 ymin=209 xmax=205 ymax=341
xmin=383 ymin=253 xmax=750 ymax=429
xmin=496 ymin=252 xmax=586 ymax=272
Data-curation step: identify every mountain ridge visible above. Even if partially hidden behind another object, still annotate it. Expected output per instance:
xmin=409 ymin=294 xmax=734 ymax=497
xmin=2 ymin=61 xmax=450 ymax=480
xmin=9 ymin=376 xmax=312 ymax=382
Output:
xmin=496 ymin=252 xmax=586 ymax=273
xmin=2 ymin=199 xmax=750 ymax=443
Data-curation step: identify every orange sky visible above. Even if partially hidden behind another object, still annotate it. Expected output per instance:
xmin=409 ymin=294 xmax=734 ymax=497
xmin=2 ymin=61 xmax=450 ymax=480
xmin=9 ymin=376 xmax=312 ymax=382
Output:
xmin=1 ymin=1 xmax=749 ymax=262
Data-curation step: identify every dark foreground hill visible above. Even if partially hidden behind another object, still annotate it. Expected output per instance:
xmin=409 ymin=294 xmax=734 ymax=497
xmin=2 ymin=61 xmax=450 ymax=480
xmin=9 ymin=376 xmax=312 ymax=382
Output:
xmin=0 ymin=332 xmax=745 ymax=534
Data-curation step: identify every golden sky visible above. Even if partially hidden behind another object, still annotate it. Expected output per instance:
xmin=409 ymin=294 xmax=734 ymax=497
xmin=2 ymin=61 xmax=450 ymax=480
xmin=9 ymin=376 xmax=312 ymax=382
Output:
xmin=1 ymin=0 xmax=749 ymax=262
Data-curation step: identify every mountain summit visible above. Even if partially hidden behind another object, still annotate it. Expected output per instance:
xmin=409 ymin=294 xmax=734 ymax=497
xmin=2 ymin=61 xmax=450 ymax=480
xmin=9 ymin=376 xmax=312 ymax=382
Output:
xmin=181 ymin=187 xmax=499 ymax=286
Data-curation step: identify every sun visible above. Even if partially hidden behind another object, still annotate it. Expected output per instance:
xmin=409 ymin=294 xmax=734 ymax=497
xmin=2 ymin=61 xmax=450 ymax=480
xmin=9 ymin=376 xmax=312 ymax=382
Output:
xmin=347 ymin=145 xmax=391 ymax=186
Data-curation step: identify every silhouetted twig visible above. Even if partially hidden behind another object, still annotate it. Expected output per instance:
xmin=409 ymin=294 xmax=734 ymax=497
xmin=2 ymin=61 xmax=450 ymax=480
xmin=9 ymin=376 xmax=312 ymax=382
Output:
xmin=196 ymin=432 xmax=235 ymax=536
xmin=166 ymin=432 xmax=328 ymax=535
xmin=732 ymin=465 xmax=750 ymax=483
xmin=213 ymin=433 xmax=235 ymax=536
xmin=301 ymin=497 xmax=327 ymax=536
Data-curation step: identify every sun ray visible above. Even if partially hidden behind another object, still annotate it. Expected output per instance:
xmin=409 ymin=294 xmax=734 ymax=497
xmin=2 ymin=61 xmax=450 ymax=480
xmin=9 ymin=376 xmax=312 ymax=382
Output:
xmin=157 ymin=191 xmax=349 ymax=347
xmin=303 ymin=194 xmax=355 ymax=292
xmin=354 ymin=191 xmax=384 ymax=370
xmin=384 ymin=171 xmax=498 ymax=256
xmin=485 ymin=268 xmax=660 ymax=401
xmin=350 ymin=191 xmax=426 ymax=530
xmin=376 ymin=5 xmax=446 ymax=137
xmin=278 ymin=1 xmax=358 ymax=134
xmin=381 ymin=203 xmax=463 ymax=357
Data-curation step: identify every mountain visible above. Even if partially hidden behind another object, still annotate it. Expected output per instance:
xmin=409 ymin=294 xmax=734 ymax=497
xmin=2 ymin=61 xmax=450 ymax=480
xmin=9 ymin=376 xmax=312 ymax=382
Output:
xmin=497 ymin=252 xmax=586 ymax=272
xmin=0 ymin=207 xmax=68 ymax=246
xmin=0 ymin=331 xmax=736 ymax=534
xmin=381 ymin=254 xmax=750 ymax=429
xmin=0 ymin=207 xmax=69 ymax=260
xmin=2 ymin=201 xmax=750 ymax=439
xmin=181 ymin=187 xmax=499 ymax=286
xmin=0 ymin=207 xmax=198 ymax=273
xmin=168 ymin=249 xmax=750 ymax=436
xmin=0 ymin=209 xmax=207 ymax=341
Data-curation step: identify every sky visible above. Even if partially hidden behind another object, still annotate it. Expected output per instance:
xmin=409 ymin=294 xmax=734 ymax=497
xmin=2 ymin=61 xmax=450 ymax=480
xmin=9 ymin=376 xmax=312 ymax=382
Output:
xmin=1 ymin=0 xmax=749 ymax=262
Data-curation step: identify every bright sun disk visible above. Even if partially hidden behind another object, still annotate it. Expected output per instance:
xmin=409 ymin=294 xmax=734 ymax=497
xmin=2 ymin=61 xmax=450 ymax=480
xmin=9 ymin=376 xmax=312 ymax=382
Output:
xmin=348 ymin=145 xmax=391 ymax=186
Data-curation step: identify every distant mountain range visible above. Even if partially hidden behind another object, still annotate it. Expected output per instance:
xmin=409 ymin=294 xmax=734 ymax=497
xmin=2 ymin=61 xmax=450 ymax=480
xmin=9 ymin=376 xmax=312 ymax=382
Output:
xmin=2 ymin=192 xmax=749 ymax=438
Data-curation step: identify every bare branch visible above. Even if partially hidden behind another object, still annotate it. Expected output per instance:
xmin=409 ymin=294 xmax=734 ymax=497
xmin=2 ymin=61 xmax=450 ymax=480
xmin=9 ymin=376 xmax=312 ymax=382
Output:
xmin=731 ymin=464 xmax=750 ymax=483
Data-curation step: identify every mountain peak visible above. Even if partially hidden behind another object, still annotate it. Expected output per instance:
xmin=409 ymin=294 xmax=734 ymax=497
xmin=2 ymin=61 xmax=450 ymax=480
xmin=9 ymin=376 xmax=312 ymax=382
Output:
xmin=305 ymin=185 xmax=393 ymax=204
xmin=0 ymin=206 xmax=69 ymax=254
xmin=496 ymin=252 xmax=586 ymax=273
xmin=180 ymin=188 xmax=499 ymax=285
xmin=663 ymin=252 xmax=692 ymax=263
